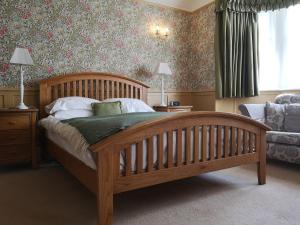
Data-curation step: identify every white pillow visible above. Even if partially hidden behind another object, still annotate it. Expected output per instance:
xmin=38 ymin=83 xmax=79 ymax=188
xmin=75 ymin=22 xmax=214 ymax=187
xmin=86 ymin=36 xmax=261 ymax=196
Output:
xmin=45 ymin=97 xmax=100 ymax=114
xmin=53 ymin=110 xmax=93 ymax=120
xmin=103 ymin=98 xmax=154 ymax=113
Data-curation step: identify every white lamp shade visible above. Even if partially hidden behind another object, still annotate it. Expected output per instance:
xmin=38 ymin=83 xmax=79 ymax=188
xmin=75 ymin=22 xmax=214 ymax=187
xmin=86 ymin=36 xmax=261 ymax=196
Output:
xmin=156 ymin=63 xmax=172 ymax=75
xmin=10 ymin=48 xmax=34 ymax=65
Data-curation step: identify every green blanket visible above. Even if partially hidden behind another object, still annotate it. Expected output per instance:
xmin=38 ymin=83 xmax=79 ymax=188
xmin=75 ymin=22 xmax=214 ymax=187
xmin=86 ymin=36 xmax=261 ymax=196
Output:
xmin=61 ymin=112 xmax=172 ymax=145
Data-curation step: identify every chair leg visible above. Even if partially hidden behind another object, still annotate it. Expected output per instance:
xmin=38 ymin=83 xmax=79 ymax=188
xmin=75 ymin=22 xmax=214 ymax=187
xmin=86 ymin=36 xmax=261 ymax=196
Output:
xmin=97 ymin=149 xmax=113 ymax=225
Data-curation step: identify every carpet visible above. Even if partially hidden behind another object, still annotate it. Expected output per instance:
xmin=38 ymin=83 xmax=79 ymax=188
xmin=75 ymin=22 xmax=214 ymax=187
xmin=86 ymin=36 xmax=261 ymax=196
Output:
xmin=0 ymin=161 xmax=299 ymax=225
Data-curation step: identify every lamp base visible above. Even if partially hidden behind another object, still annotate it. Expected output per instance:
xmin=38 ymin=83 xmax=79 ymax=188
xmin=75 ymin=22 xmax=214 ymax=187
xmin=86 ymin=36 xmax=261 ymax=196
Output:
xmin=17 ymin=102 xmax=29 ymax=109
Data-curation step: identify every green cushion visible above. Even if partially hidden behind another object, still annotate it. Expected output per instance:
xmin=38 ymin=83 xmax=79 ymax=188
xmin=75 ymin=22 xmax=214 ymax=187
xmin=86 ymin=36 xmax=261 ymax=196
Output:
xmin=92 ymin=102 xmax=122 ymax=116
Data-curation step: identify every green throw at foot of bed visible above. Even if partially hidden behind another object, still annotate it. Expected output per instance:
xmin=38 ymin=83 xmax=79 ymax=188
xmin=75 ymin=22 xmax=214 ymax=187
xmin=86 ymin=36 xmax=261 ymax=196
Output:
xmin=61 ymin=112 xmax=173 ymax=144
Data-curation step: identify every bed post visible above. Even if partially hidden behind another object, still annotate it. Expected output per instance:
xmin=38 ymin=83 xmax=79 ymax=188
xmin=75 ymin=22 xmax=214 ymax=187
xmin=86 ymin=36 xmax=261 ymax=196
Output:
xmin=257 ymin=130 xmax=266 ymax=185
xmin=97 ymin=148 xmax=113 ymax=225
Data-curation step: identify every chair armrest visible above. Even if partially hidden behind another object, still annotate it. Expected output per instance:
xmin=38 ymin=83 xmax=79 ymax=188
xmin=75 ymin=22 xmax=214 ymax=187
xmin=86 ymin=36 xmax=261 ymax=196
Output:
xmin=239 ymin=104 xmax=266 ymax=123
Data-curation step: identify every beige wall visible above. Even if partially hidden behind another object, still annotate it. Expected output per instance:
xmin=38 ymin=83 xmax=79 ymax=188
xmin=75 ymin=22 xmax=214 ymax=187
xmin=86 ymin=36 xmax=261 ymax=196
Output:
xmin=0 ymin=88 xmax=39 ymax=109
xmin=0 ymin=88 xmax=215 ymax=111
xmin=2 ymin=88 xmax=299 ymax=114
xmin=216 ymin=90 xmax=300 ymax=113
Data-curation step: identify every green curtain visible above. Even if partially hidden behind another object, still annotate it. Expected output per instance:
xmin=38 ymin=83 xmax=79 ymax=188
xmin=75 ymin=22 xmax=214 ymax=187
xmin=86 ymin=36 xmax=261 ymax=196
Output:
xmin=215 ymin=0 xmax=300 ymax=98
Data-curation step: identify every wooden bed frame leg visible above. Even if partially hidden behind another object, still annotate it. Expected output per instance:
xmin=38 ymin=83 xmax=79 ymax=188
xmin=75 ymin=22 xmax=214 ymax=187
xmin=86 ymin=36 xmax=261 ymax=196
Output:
xmin=257 ymin=132 xmax=266 ymax=185
xmin=97 ymin=149 xmax=113 ymax=225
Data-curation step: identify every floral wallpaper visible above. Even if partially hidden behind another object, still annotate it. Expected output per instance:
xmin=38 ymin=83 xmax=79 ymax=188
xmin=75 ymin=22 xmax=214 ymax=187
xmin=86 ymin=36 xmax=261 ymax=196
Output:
xmin=0 ymin=0 xmax=215 ymax=91
xmin=189 ymin=3 xmax=215 ymax=91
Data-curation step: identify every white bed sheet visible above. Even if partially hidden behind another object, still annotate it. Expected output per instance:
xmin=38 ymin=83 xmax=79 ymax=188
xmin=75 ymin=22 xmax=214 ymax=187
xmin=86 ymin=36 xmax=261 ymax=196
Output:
xmin=46 ymin=128 xmax=97 ymax=169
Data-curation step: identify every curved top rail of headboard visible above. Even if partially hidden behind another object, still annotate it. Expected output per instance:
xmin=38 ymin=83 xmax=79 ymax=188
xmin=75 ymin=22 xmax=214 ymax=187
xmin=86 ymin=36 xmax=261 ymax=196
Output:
xmin=39 ymin=72 xmax=150 ymax=118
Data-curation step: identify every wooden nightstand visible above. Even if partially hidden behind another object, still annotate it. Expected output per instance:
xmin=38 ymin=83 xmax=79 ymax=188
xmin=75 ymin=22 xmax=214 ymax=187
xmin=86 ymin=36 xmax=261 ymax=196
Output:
xmin=153 ymin=105 xmax=193 ymax=112
xmin=0 ymin=108 xmax=38 ymax=168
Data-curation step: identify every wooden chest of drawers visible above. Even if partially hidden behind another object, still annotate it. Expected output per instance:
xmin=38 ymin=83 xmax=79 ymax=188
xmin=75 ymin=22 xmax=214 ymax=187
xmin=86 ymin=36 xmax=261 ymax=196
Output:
xmin=0 ymin=108 xmax=38 ymax=168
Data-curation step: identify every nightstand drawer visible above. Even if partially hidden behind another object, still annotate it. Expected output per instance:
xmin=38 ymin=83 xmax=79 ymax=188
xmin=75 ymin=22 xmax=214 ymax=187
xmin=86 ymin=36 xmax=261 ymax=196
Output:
xmin=0 ymin=130 xmax=31 ymax=145
xmin=0 ymin=145 xmax=31 ymax=163
xmin=0 ymin=115 xmax=30 ymax=130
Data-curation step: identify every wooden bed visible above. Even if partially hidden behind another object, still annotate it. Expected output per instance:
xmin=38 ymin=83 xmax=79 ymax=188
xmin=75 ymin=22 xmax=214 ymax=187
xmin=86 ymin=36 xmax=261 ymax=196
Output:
xmin=39 ymin=72 xmax=270 ymax=225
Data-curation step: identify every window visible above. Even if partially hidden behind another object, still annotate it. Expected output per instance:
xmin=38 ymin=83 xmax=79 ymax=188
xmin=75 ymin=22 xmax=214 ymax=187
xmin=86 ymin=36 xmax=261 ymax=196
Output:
xmin=258 ymin=4 xmax=300 ymax=90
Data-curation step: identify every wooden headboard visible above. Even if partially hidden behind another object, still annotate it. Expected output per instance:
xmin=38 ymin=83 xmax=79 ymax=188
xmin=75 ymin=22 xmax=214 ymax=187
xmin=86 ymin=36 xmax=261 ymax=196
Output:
xmin=39 ymin=72 xmax=150 ymax=118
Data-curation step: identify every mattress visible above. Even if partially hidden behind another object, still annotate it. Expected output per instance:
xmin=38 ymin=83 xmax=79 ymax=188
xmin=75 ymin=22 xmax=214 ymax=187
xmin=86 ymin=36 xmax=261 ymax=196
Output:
xmin=40 ymin=116 xmax=219 ymax=171
xmin=46 ymin=126 xmax=97 ymax=169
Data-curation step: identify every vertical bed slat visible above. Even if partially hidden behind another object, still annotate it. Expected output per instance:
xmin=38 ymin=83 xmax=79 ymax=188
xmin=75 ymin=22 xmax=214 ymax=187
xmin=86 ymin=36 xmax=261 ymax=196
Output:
xmin=158 ymin=134 xmax=164 ymax=169
xmin=147 ymin=137 xmax=153 ymax=172
xmin=243 ymin=131 xmax=249 ymax=154
xmin=116 ymin=82 xmax=120 ymax=98
xmin=202 ymin=126 xmax=207 ymax=162
xmin=111 ymin=81 xmax=115 ymax=98
xmin=61 ymin=83 xmax=65 ymax=97
xmin=78 ymin=80 xmax=82 ymax=96
xmin=122 ymin=83 xmax=126 ymax=98
xmin=167 ymin=131 xmax=173 ymax=168
xmin=85 ymin=80 xmax=88 ymax=97
xmin=53 ymin=85 xmax=58 ymax=99
xmin=137 ymin=141 xmax=143 ymax=174
xmin=96 ymin=80 xmax=99 ymax=99
xmin=194 ymin=126 xmax=199 ymax=163
xmin=237 ymin=129 xmax=242 ymax=155
xmin=125 ymin=145 xmax=131 ymax=176
xmin=185 ymin=127 xmax=191 ymax=164
xmin=250 ymin=133 xmax=254 ymax=153
xmin=177 ymin=129 xmax=183 ymax=166
xmin=106 ymin=81 xmax=110 ymax=98
xmin=67 ymin=82 xmax=70 ymax=96
xmin=135 ymin=87 xmax=138 ymax=98
xmin=72 ymin=81 xmax=77 ymax=95
xmin=209 ymin=126 xmax=215 ymax=160
xmin=101 ymin=80 xmax=104 ymax=100
xmin=217 ymin=125 xmax=222 ymax=159
xmin=224 ymin=126 xmax=230 ymax=158
xmin=231 ymin=127 xmax=236 ymax=156
xmin=90 ymin=80 xmax=94 ymax=98
xmin=130 ymin=85 xmax=134 ymax=98
xmin=126 ymin=84 xmax=129 ymax=97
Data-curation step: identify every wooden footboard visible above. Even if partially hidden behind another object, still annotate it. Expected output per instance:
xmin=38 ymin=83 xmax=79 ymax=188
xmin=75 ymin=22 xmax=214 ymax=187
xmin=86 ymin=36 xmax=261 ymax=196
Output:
xmin=89 ymin=112 xmax=270 ymax=225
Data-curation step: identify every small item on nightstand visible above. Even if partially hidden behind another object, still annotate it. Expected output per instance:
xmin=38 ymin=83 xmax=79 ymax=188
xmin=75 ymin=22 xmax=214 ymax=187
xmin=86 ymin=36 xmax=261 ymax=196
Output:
xmin=153 ymin=105 xmax=193 ymax=113
xmin=169 ymin=101 xmax=180 ymax=106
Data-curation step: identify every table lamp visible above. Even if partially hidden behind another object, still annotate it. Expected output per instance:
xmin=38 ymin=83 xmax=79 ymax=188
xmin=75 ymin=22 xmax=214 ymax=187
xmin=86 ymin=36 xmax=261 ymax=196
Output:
xmin=156 ymin=63 xmax=172 ymax=106
xmin=10 ymin=47 xmax=34 ymax=109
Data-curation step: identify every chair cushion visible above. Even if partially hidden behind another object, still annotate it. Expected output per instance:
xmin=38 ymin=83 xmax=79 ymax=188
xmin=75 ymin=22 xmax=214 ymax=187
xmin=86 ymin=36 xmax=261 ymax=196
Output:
xmin=265 ymin=102 xmax=285 ymax=131
xmin=284 ymin=104 xmax=300 ymax=133
xmin=267 ymin=131 xmax=300 ymax=146
xmin=274 ymin=94 xmax=300 ymax=104
xmin=267 ymin=143 xmax=300 ymax=164
xmin=239 ymin=104 xmax=265 ymax=123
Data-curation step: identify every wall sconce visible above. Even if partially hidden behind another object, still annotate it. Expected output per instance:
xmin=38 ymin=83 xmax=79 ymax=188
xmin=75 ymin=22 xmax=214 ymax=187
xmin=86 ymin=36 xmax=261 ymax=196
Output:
xmin=155 ymin=25 xmax=160 ymax=35
xmin=154 ymin=25 xmax=169 ymax=38
xmin=164 ymin=28 xmax=169 ymax=37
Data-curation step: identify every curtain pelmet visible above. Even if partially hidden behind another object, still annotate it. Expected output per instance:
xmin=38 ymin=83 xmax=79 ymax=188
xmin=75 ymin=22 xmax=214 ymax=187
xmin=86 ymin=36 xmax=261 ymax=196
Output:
xmin=216 ymin=0 xmax=300 ymax=12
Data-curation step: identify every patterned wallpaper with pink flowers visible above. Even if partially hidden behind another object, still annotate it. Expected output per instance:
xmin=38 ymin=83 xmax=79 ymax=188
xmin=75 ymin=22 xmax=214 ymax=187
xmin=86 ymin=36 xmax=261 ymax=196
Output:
xmin=189 ymin=3 xmax=216 ymax=91
xmin=0 ymin=0 xmax=215 ymax=91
